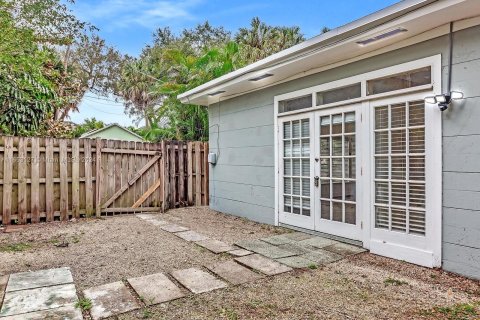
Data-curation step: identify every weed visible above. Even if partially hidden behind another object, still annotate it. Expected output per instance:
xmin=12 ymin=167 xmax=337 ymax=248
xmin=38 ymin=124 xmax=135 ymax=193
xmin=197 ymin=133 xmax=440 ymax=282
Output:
xmin=221 ymin=308 xmax=238 ymax=320
xmin=422 ymin=302 xmax=479 ymax=320
xmin=142 ymin=308 xmax=153 ymax=319
xmin=307 ymin=263 xmax=318 ymax=270
xmin=384 ymin=277 xmax=408 ymax=286
xmin=0 ymin=243 xmax=31 ymax=252
xmin=75 ymin=298 xmax=92 ymax=311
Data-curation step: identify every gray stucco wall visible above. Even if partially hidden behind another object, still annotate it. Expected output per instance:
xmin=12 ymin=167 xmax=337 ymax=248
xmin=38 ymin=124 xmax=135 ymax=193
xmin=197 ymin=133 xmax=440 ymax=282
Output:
xmin=208 ymin=25 xmax=480 ymax=279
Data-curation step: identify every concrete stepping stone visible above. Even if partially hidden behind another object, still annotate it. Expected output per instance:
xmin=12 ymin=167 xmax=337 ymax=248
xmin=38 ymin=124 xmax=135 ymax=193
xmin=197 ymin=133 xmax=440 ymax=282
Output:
xmin=260 ymin=234 xmax=295 ymax=245
xmin=235 ymin=240 xmax=297 ymax=259
xmin=196 ymin=239 xmax=235 ymax=253
xmin=175 ymin=230 xmax=209 ymax=242
xmin=235 ymin=254 xmax=293 ymax=276
xmin=6 ymin=267 xmax=73 ymax=292
xmin=299 ymin=237 xmax=337 ymax=249
xmin=300 ymin=249 xmax=343 ymax=265
xmin=160 ymin=224 xmax=189 ymax=233
xmin=0 ymin=305 xmax=83 ymax=320
xmin=277 ymin=243 xmax=312 ymax=255
xmin=147 ymin=219 xmax=168 ymax=226
xmin=127 ymin=273 xmax=185 ymax=306
xmin=0 ymin=275 xmax=8 ymax=306
xmin=228 ymin=249 xmax=252 ymax=257
xmin=83 ymin=281 xmax=140 ymax=320
xmin=276 ymin=256 xmax=317 ymax=269
xmin=323 ymin=242 xmax=366 ymax=256
xmin=206 ymin=261 xmax=263 ymax=285
xmin=171 ymin=268 xmax=227 ymax=294
xmin=0 ymin=284 xmax=78 ymax=317
xmin=283 ymin=232 xmax=315 ymax=241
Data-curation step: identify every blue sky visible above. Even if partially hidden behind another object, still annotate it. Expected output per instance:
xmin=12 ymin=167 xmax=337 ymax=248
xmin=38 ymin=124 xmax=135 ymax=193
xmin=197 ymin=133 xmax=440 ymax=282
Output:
xmin=69 ymin=0 xmax=398 ymax=127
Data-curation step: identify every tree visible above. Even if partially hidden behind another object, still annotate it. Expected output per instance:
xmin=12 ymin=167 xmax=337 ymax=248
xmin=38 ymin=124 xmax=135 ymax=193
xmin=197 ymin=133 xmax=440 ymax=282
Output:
xmin=118 ymin=59 xmax=162 ymax=128
xmin=235 ymin=17 xmax=305 ymax=63
xmin=54 ymin=34 xmax=126 ymax=120
xmin=0 ymin=4 xmax=57 ymax=134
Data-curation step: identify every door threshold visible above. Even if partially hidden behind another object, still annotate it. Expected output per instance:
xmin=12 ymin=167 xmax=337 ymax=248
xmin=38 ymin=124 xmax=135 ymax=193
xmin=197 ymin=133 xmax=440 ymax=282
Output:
xmin=279 ymin=223 xmax=363 ymax=247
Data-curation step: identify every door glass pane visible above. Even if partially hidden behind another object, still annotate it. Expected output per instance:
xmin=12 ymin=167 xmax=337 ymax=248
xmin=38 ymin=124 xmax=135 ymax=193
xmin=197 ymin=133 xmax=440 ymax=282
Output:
xmin=318 ymin=111 xmax=356 ymax=224
xmin=374 ymin=101 xmax=426 ymax=235
xmin=332 ymin=202 xmax=343 ymax=222
xmin=282 ymin=118 xmax=311 ymax=216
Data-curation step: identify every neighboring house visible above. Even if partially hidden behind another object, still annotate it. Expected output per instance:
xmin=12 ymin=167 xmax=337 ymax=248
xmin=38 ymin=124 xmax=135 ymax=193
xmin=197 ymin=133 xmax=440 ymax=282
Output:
xmin=179 ymin=0 xmax=480 ymax=280
xmin=81 ymin=124 xmax=144 ymax=142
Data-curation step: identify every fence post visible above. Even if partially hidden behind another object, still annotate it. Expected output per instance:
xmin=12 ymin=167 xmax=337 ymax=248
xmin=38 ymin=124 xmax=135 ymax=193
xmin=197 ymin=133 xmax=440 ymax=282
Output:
xmin=95 ymin=138 xmax=102 ymax=217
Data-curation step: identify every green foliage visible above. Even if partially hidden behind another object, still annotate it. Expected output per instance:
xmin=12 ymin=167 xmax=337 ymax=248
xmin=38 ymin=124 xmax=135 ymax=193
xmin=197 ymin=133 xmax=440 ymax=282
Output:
xmin=384 ymin=277 xmax=408 ymax=286
xmin=71 ymin=117 xmax=105 ymax=137
xmin=117 ymin=17 xmax=304 ymax=141
xmin=0 ymin=4 xmax=57 ymax=134
xmin=75 ymin=298 xmax=92 ymax=311
xmin=0 ymin=242 xmax=32 ymax=252
xmin=420 ymin=302 xmax=480 ymax=320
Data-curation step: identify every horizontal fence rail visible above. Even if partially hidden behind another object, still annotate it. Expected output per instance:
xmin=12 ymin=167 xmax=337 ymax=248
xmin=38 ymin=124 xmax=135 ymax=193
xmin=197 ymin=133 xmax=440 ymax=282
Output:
xmin=0 ymin=136 xmax=209 ymax=225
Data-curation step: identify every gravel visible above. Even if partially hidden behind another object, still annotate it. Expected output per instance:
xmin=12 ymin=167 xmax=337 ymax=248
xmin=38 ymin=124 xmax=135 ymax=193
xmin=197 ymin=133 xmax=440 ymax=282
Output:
xmin=1 ymin=208 xmax=479 ymax=319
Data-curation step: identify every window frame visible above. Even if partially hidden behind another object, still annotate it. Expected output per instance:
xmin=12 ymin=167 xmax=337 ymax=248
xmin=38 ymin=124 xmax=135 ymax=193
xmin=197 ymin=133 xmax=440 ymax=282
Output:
xmin=275 ymin=56 xmax=438 ymax=118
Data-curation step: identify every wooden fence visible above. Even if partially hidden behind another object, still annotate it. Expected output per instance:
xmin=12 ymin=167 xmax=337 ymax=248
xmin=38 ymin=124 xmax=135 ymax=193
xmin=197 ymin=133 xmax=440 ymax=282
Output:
xmin=0 ymin=136 xmax=209 ymax=225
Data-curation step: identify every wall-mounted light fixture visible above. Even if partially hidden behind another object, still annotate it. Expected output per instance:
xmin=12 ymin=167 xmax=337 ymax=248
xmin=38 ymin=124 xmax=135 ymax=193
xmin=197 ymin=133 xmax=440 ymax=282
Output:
xmin=424 ymin=91 xmax=464 ymax=111
xmin=249 ymin=73 xmax=274 ymax=81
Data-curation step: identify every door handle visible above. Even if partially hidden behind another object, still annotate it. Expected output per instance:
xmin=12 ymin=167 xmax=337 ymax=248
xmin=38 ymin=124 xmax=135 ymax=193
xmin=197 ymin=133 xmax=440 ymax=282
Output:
xmin=314 ymin=176 xmax=319 ymax=187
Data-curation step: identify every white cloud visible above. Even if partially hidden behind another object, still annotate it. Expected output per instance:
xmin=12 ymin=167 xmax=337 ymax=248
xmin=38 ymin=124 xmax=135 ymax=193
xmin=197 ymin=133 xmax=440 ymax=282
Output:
xmin=74 ymin=0 xmax=203 ymax=29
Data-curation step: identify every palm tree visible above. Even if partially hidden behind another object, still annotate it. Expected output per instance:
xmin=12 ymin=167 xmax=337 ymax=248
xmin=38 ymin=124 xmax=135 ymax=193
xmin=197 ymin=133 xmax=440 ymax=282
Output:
xmin=118 ymin=59 xmax=161 ymax=128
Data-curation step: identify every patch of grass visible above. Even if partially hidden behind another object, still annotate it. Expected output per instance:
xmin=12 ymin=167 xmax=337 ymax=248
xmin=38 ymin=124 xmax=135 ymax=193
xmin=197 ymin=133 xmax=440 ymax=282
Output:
xmin=75 ymin=298 xmax=92 ymax=311
xmin=421 ymin=302 xmax=479 ymax=320
xmin=384 ymin=277 xmax=408 ymax=286
xmin=307 ymin=263 xmax=318 ymax=270
xmin=142 ymin=308 xmax=153 ymax=319
xmin=0 ymin=242 xmax=31 ymax=252
xmin=220 ymin=308 xmax=238 ymax=320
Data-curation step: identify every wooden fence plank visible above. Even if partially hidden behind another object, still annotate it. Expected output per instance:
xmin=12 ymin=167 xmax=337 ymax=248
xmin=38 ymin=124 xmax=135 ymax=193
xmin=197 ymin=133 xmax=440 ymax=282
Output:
xmin=132 ymin=180 xmax=161 ymax=208
xmin=160 ymin=141 xmax=166 ymax=212
xmin=71 ymin=139 xmax=80 ymax=218
xmin=17 ymin=138 xmax=27 ymax=224
xmin=195 ymin=142 xmax=202 ymax=206
xmin=178 ymin=142 xmax=185 ymax=206
xmin=45 ymin=138 xmax=54 ymax=222
xmin=84 ymin=140 xmax=93 ymax=216
xmin=95 ymin=138 xmax=102 ymax=216
xmin=170 ymin=141 xmax=176 ymax=208
xmin=187 ymin=142 xmax=193 ymax=205
xmin=2 ymin=137 xmax=13 ymax=225
xmin=31 ymin=138 xmax=40 ymax=223
xmin=59 ymin=140 xmax=68 ymax=220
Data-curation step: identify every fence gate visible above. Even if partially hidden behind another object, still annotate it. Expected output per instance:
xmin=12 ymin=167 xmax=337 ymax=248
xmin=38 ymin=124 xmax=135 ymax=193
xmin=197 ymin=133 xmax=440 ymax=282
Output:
xmin=0 ymin=137 xmax=209 ymax=225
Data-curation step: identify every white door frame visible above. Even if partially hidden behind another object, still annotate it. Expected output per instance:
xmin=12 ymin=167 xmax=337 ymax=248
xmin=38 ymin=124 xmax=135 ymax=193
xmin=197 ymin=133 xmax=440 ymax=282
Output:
xmin=273 ymin=54 xmax=442 ymax=267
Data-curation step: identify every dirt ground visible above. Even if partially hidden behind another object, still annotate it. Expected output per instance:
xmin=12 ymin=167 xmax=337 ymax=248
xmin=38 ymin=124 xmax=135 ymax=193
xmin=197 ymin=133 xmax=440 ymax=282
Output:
xmin=1 ymin=207 xmax=479 ymax=319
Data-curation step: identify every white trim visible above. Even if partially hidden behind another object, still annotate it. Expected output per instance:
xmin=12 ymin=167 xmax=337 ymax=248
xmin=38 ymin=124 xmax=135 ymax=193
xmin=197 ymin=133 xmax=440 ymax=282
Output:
xmin=180 ymin=1 xmax=479 ymax=105
xmin=80 ymin=124 xmax=145 ymax=141
xmin=275 ymin=56 xmax=439 ymax=118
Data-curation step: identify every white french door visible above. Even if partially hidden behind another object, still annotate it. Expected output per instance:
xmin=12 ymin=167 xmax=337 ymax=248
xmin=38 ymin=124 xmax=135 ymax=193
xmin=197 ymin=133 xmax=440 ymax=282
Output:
xmin=277 ymin=94 xmax=441 ymax=267
xmin=368 ymin=93 xmax=442 ymax=268
xmin=278 ymin=113 xmax=315 ymax=229
xmin=313 ymin=105 xmax=362 ymax=240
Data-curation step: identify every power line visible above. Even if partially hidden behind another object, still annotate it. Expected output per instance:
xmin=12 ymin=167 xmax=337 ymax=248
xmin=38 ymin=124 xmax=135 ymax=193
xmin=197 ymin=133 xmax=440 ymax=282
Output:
xmin=83 ymin=96 xmax=125 ymax=106
xmin=81 ymin=102 xmax=126 ymax=115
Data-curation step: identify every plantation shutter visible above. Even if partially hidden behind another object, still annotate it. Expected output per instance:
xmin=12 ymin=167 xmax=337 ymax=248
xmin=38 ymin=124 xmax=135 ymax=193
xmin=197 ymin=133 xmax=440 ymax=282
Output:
xmin=374 ymin=100 xmax=426 ymax=235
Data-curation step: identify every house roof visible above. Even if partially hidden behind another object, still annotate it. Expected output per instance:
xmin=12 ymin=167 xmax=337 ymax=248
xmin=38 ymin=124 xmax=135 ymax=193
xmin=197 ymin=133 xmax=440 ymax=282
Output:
xmin=80 ymin=123 xmax=144 ymax=140
xmin=179 ymin=0 xmax=480 ymax=106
